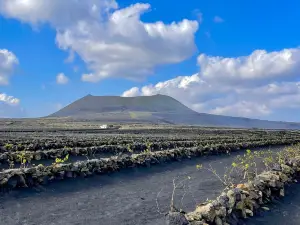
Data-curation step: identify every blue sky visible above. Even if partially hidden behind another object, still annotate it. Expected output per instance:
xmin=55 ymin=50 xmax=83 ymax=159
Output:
xmin=0 ymin=0 xmax=300 ymax=121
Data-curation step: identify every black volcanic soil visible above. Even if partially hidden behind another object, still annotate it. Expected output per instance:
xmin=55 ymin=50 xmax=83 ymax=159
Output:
xmin=1 ymin=146 xmax=294 ymax=225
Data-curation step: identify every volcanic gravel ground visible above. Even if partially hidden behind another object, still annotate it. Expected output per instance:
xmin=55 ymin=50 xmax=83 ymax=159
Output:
xmin=0 ymin=146 xmax=288 ymax=225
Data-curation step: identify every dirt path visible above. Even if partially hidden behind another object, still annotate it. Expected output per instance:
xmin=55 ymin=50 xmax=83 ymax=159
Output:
xmin=0 ymin=146 xmax=286 ymax=225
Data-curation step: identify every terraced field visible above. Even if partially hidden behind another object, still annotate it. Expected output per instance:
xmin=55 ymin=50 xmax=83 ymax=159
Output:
xmin=1 ymin=127 xmax=300 ymax=224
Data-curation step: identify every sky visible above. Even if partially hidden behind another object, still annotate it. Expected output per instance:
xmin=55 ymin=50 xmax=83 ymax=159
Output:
xmin=0 ymin=0 xmax=300 ymax=121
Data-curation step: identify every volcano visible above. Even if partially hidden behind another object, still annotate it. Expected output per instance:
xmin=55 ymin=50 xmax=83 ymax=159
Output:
xmin=48 ymin=94 xmax=300 ymax=129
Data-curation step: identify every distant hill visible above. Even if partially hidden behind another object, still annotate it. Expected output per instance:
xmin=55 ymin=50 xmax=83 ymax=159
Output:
xmin=48 ymin=94 xmax=300 ymax=129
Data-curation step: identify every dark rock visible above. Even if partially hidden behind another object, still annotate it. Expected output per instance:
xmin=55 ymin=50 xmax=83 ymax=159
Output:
xmin=26 ymin=175 xmax=35 ymax=186
xmin=17 ymin=174 xmax=27 ymax=187
xmin=0 ymin=177 xmax=8 ymax=186
xmin=226 ymin=212 xmax=239 ymax=225
xmin=272 ymin=164 xmax=281 ymax=172
xmin=80 ymin=172 xmax=87 ymax=178
xmin=57 ymin=171 xmax=65 ymax=179
xmin=38 ymin=176 xmax=48 ymax=185
xmin=218 ymin=194 xmax=229 ymax=208
xmin=66 ymin=171 xmax=73 ymax=178
xmin=214 ymin=216 xmax=223 ymax=225
xmin=189 ymin=221 xmax=205 ymax=225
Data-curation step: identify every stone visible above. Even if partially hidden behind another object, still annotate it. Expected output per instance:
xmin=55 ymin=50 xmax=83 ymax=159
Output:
xmin=166 ymin=212 xmax=189 ymax=225
xmin=80 ymin=167 xmax=89 ymax=172
xmin=214 ymin=216 xmax=223 ymax=225
xmin=268 ymin=179 xmax=277 ymax=188
xmin=264 ymin=188 xmax=271 ymax=197
xmin=227 ymin=190 xmax=237 ymax=208
xmin=34 ymin=154 xmax=41 ymax=160
xmin=48 ymin=175 xmax=55 ymax=181
xmin=66 ymin=171 xmax=73 ymax=178
xmin=245 ymin=209 xmax=253 ymax=217
xmin=0 ymin=177 xmax=8 ymax=185
xmin=186 ymin=212 xmax=202 ymax=221
xmin=17 ymin=174 xmax=27 ymax=187
xmin=80 ymin=172 xmax=87 ymax=177
xmin=258 ymin=172 xmax=279 ymax=183
xmin=226 ymin=213 xmax=239 ymax=225
xmin=281 ymin=164 xmax=294 ymax=175
xmin=211 ymin=200 xmax=221 ymax=208
xmin=235 ymin=201 xmax=244 ymax=210
xmin=190 ymin=221 xmax=206 ymax=225
xmin=195 ymin=203 xmax=216 ymax=222
xmin=236 ymin=184 xmax=246 ymax=189
xmin=272 ymin=164 xmax=282 ymax=172
xmin=215 ymin=206 xmax=226 ymax=218
xmin=217 ymin=195 xmax=229 ymax=208
xmin=0 ymin=153 xmax=8 ymax=160
xmin=57 ymin=171 xmax=65 ymax=179
xmin=240 ymin=194 xmax=246 ymax=201
xmin=252 ymin=179 xmax=265 ymax=190
xmin=280 ymin=188 xmax=285 ymax=197
xmin=241 ymin=190 xmax=250 ymax=196
xmin=244 ymin=199 xmax=256 ymax=211
xmin=27 ymin=167 xmax=37 ymax=174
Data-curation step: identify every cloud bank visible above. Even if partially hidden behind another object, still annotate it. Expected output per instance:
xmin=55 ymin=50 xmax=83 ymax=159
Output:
xmin=123 ymin=47 xmax=300 ymax=120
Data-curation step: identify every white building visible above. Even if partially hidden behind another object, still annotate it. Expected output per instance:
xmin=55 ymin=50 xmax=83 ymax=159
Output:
xmin=100 ymin=124 xmax=108 ymax=129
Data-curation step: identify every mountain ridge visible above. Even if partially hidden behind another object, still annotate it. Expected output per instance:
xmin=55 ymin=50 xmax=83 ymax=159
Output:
xmin=48 ymin=94 xmax=300 ymax=129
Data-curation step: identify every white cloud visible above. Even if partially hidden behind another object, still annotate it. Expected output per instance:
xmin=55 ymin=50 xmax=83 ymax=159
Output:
xmin=0 ymin=0 xmax=118 ymax=28
xmin=0 ymin=93 xmax=26 ymax=118
xmin=210 ymin=101 xmax=271 ymax=117
xmin=0 ymin=93 xmax=20 ymax=105
xmin=64 ymin=50 xmax=75 ymax=63
xmin=56 ymin=73 xmax=69 ymax=84
xmin=122 ymin=47 xmax=300 ymax=120
xmin=122 ymin=87 xmax=141 ymax=97
xmin=0 ymin=49 xmax=19 ymax=85
xmin=0 ymin=1 xmax=199 ymax=82
xmin=213 ymin=16 xmax=224 ymax=23
xmin=197 ymin=48 xmax=300 ymax=86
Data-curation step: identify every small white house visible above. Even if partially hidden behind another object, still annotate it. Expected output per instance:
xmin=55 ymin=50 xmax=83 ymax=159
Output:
xmin=100 ymin=124 xmax=108 ymax=129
